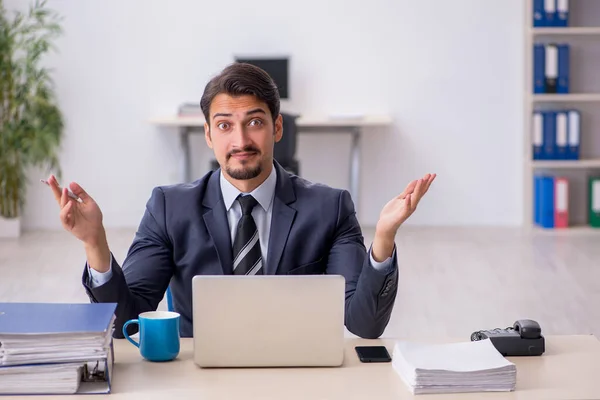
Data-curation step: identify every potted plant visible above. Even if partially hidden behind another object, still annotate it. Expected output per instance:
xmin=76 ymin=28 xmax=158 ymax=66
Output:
xmin=0 ymin=0 xmax=64 ymax=237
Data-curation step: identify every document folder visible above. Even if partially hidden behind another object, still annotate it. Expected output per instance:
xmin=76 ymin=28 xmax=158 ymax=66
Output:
xmin=554 ymin=177 xmax=569 ymax=228
xmin=0 ymin=302 xmax=116 ymax=395
xmin=532 ymin=112 xmax=544 ymax=160
xmin=557 ymin=0 xmax=569 ymax=27
xmin=567 ymin=110 xmax=580 ymax=160
xmin=555 ymin=111 xmax=568 ymax=159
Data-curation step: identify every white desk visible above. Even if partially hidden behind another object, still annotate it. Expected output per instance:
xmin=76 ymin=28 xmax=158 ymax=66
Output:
xmin=11 ymin=335 xmax=600 ymax=399
xmin=150 ymin=115 xmax=393 ymax=213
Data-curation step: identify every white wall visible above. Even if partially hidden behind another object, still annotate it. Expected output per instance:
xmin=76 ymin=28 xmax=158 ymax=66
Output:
xmin=9 ymin=0 xmax=523 ymax=230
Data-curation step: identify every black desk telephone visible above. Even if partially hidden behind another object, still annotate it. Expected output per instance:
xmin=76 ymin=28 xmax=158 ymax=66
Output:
xmin=470 ymin=319 xmax=545 ymax=356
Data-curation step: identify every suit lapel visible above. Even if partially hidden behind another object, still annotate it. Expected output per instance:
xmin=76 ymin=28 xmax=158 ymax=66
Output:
xmin=202 ymin=171 xmax=233 ymax=275
xmin=266 ymin=162 xmax=297 ymax=275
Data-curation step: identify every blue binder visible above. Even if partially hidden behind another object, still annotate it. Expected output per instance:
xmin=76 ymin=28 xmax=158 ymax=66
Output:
xmin=0 ymin=302 xmax=116 ymax=395
xmin=542 ymin=110 xmax=557 ymax=159
xmin=534 ymin=175 xmax=542 ymax=225
xmin=545 ymin=44 xmax=558 ymax=93
xmin=567 ymin=110 xmax=581 ymax=160
xmin=533 ymin=44 xmax=545 ymax=94
xmin=533 ymin=111 xmax=544 ymax=160
xmin=533 ymin=0 xmax=545 ymax=26
xmin=555 ymin=111 xmax=568 ymax=159
xmin=0 ymin=302 xmax=116 ymax=335
xmin=544 ymin=0 xmax=557 ymax=26
xmin=558 ymin=44 xmax=569 ymax=93
xmin=556 ymin=0 xmax=569 ymax=27
xmin=539 ymin=176 xmax=555 ymax=228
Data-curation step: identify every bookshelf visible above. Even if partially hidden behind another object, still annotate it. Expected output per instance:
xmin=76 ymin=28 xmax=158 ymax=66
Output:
xmin=524 ymin=0 xmax=600 ymax=231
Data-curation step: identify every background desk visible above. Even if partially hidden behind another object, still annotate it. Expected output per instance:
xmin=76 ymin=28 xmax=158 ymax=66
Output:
xmin=12 ymin=335 xmax=600 ymax=399
xmin=150 ymin=115 xmax=392 ymax=213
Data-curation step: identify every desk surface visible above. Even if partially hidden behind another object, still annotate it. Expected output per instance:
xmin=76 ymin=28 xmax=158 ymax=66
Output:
xmin=150 ymin=114 xmax=393 ymax=128
xmin=13 ymin=335 xmax=600 ymax=400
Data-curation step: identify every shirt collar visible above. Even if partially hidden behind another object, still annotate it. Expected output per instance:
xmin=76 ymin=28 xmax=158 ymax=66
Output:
xmin=220 ymin=165 xmax=277 ymax=212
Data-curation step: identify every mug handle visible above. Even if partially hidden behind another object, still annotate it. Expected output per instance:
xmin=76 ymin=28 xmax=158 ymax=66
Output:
xmin=122 ymin=319 xmax=140 ymax=347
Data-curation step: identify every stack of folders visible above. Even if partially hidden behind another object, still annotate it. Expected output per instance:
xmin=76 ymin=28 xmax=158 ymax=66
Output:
xmin=532 ymin=109 xmax=580 ymax=160
xmin=533 ymin=0 xmax=569 ymax=27
xmin=392 ymin=339 xmax=516 ymax=395
xmin=534 ymin=175 xmax=569 ymax=228
xmin=533 ymin=43 xmax=569 ymax=94
xmin=535 ymin=176 xmax=600 ymax=229
xmin=0 ymin=302 xmax=117 ymax=395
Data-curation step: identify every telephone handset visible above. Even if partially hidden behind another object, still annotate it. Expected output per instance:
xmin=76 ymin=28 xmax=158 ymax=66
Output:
xmin=471 ymin=319 xmax=545 ymax=356
xmin=513 ymin=319 xmax=542 ymax=339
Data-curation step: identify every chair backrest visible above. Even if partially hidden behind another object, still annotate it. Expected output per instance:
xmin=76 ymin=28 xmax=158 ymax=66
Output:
xmin=166 ymin=287 xmax=174 ymax=312
xmin=274 ymin=113 xmax=299 ymax=163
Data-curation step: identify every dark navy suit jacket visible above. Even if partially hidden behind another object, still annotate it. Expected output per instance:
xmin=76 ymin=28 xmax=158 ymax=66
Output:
xmin=82 ymin=162 xmax=399 ymax=339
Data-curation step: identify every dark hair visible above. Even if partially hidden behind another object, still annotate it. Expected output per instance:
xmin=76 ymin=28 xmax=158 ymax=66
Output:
xmin=200 ymin=63 xmax=280 ymax=125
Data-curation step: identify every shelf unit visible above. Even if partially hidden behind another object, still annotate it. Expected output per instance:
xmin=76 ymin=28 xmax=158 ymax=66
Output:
xmin=524 ymin=1 xmax=600 ymax=231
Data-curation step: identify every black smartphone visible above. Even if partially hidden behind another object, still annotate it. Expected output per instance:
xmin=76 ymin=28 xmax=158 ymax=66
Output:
xmin=355 ymin=346 xmax=392 ymax=363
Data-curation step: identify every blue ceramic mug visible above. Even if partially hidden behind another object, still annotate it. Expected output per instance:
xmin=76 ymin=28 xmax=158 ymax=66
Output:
xmin=122 ymin=311 xmax=180 ymax=362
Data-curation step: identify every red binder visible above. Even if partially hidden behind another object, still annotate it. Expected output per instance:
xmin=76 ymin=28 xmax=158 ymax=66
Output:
xmin=554 ymin=177 xmax=569 ymax=228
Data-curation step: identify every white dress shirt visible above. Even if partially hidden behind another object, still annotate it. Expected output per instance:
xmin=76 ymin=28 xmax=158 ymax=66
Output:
xmin=220 ymin=163 xmax=277 ymax=266
xmin=88 ymin=166 xmax=392 ymax=287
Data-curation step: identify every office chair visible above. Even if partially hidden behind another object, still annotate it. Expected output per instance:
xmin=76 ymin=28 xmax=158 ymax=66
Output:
xmin=209 ymin=112 xmax=300 ymax=175
xmin=274 ymin=113 xmax=300 ymax=175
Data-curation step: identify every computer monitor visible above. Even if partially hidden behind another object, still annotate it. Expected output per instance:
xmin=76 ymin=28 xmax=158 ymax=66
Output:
xmin=234 ymin=57 xmax=289 ymax=99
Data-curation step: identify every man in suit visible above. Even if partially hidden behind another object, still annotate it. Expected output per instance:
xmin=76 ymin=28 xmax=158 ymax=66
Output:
xmin=47 ymin=63 xmax=435 ymax=339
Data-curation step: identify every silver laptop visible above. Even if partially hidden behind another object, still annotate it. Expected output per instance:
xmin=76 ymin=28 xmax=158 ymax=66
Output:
xmin=191 ymin=274 xmax=346 ymax=368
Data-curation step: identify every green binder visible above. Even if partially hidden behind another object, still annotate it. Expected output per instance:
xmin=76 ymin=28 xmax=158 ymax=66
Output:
xmin=589 ymin=177 xmax=600 ymax=228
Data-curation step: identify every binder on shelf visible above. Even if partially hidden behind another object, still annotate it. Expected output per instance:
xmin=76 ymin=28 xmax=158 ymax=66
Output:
xmin=555 ymin=111 xmax=568 ymax=159
xmin=545 ymin=44 xmax=558 ymax=93
xmin=539 ymin=176 xmax=555 ymax=228
xmin=532 ymin=111 xmax=544 ymax=160
xmin=533 ymin=0 xmax=545 ymax=26
xmin=567 ymin=110 xmax=580 ymax=160
xmin=543 ymin=110 xmax=556 ymax=160
xmin=534 ymin=175 xmax=543 ymax=225
xmin=544 ymin=0 xmax=557 ymax=27
xmin=533 ymin=44 xmax=545 ymax=94
xmin=0 ymin=302 xmax=116 ymax=395
xmin=556 ymin=0 xmax=569 ymax=27
xmin=558 ymin=44 xmax=569 ymax=93
xmin=554 ymin=177 xmax=569 ymax=228
xmin=590 ymin=177 xmax=600 ymax=228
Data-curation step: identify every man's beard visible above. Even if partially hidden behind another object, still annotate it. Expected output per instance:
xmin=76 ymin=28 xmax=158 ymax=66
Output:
xmin=225 ymin=146 xmax=262 ymax=180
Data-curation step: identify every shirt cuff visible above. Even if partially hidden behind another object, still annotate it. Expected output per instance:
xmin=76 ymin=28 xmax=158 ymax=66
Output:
xmin=369 ymin=245 xmax=397 ymax=273
xmin=87 ymin=253 xmax=113 ymax=288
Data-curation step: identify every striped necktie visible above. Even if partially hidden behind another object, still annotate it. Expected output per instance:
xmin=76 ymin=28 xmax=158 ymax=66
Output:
xmin=232 ymin=195 xmax=263 ymax=275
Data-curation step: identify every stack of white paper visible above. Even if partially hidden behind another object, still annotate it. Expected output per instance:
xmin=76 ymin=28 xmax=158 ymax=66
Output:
xmin=392 ymin=339 xmax=516 ymax=395
xmin=0 ymin=302 xmax=117 ymax=395
xmin=0 ymin=363 xmax=84 ymax=394
xmin=0 ymin=330 xmax=113 ymax=366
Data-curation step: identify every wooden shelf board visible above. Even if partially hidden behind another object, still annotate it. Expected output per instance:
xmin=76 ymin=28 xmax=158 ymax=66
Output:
xmin=531 ymin=27 xmax=600 ymax=36
xmin=531 ymin=160 xmax=600 ymax=169
xmin=532 ymin=94 xmax=600 ymax=102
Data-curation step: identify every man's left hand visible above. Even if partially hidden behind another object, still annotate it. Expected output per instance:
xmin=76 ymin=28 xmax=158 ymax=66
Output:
xmin=371 ymin=173 xmax=436 ymax=262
